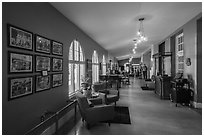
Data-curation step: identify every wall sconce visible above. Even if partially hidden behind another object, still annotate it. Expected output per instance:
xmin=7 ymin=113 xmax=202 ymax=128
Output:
xmin=186 ymin=58 xmax=191 ymax=66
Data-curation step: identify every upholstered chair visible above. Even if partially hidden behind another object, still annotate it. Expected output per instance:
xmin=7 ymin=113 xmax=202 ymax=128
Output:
xmin=75 ymin=91 xmax=115 ymax=129
xmin=92 ymin=82 xmax=119 ymax=105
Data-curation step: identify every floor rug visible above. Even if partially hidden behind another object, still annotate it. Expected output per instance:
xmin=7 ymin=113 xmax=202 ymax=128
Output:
xmin=109 ymin=106 xmax=131 ymax=124
xmin=141 ymin=86 xmax=154 ymax=90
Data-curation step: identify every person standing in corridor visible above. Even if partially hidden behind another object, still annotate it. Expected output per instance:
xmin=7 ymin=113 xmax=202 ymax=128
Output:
xmin=143 ymin=64 xmax=148 ymax=79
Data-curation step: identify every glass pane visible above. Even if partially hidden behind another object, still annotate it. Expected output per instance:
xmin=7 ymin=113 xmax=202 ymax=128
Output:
xmin=103 ymin=65 xmax=106 ymax=75
xmin=102 ymin=55 xmax=105 ymax=64
xmin=96 ymin=65 xmax=99 ymax=82
xmin=92 ymin=65 xmax=95 ymax=84
xmin=74 ymin=64 xmax=80 ymax=91
xmin=74 ymin=41 xmax=79 ymax=61
xmin=74 ymin=41 xmax=78 ymax=51
xmin=80 ymin=52 xmax=83 ymax=61
xmin=69 ymin=44 xmax=73 ymax=60
xmin=69 ymin=63 xmax=74 ymax=96
xmin=80 ymin=64 xmax=85 ymax=85
xmin=96 ymin=54 xmax=98 ymax=63
xmin=92 ymin=64 xmax=99 ymax=84
xmin=79 ymin=46 xmax=82 ymax=53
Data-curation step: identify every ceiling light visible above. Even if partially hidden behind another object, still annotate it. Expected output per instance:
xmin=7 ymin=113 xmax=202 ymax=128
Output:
xmin=135 ymin=18 xmax=148 ymax=44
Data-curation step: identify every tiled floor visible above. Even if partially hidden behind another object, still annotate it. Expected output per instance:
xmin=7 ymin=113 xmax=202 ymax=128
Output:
xmin=68 ymin=78 xmax=202 ymax=135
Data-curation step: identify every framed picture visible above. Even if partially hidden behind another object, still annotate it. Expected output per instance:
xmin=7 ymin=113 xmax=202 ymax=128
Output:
xmin=36 ymin=55 xmax=51 ymax=72
xmin=8 ymin=76 xmax=33 ymax=100
xmin=52 ymin=41 xmax=63 ymax=56
xmin=8 ymin=24 xmax=33 ymax=50
xmin=52 ymin=73 xmax=63 ymax=88
xmin=36 ymin=75 xmax=51 ymax=92
xmin=52 ymin=58 xmax=63 ymax=72
xmin=35 ymin=35 xmax=51 ymax=54
xmin=9 ymin=52 xmax=33 ymax=73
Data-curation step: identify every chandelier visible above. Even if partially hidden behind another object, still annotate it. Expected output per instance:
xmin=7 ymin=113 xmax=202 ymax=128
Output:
xmin=132 ymin=18 xmax=148 ymax=54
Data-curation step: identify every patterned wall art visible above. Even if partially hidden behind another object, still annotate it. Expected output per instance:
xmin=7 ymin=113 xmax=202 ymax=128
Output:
xmin=36 ymin=75 xmax=51 ymax=92
xmin=9 ymin=76 xmax=33 ymax=100
xmin=52 ymin=58 xmax=63 ymax=72
xmin=9 ymin=52 xmax=33 ymax=73
xmin=52 ymin=73 xmax=63 ymax=88
xmin=52 ymin=41 xmax=63 ymax=56
xmin=35 ymin=35 xmax=51 ymax=54
xmin=8 ymin=24 xmax=33 ymax=50
xmin=36 ymin=55 xmax=51 ymax=72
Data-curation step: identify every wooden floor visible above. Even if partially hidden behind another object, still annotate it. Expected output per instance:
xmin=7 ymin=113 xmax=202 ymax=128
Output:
xmin=68 ymin=78 xmax=202 ymax=135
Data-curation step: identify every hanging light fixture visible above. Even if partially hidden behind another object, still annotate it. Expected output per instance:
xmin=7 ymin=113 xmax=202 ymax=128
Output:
xmin=131 ymin=18 xmax=147 ymax=55
xmin=132 ymin=48 xmax=136 ymax=54
xmin=134 ymin=18 xmax=148 ymax=45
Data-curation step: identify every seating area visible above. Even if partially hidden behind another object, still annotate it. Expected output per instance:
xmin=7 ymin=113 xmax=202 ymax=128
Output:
xmin=92 ymin=82 xmax=120 ymax=106
xmin=73 ymin=80 xmax=121 ymax=129
xmin=75 ymin=91 xmax=115 ymax=129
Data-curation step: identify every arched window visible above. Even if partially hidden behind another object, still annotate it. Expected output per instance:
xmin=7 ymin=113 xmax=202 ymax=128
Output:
xmin=69 ymin=40 xmax=85 ymax=97
xmin=102 ymin=55 xmax=106 ymax=75
xmin=92 ymin=50 xmax=99 ymax=83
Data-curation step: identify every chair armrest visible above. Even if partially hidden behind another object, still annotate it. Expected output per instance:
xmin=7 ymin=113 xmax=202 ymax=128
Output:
xmin=98 ymin=89 xmax=109 ymax=94
xmin=88 ymin=98 xmax=102 ymax=105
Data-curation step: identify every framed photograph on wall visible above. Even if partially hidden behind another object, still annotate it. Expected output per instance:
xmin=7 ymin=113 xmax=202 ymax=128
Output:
xmin=8 ymin=24 xmax=33 ymax=50
xmin=8 ymin=76 xmax=33 ymax=100
xmin=36 ymin=75 xmax=51 ymax=92
xmin=52 ymin=41 xmax=63 ymax=56
xmin=36 ymin=55 xmax=51 ymax=72
xmin=52 ymin=73 xmax=63 ymax=88
xmin=35 ymin=35 xmax=51 ymax=54
xmin=9 ymin=52 xmax=33 ymax=73
xmin=52 ymin=58 xmax=63 ymax=72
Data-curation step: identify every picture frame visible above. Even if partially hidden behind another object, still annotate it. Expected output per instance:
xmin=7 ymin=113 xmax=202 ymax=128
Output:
xmin=52 ymin=73 xmax=63 ymax=88
xmin=35 ymin=75 xmax=51 ymax=92
xmin=52 ymin=58 xmax=63 ymax=72
xmin=52 ymin=41 xmax=63 ymax=56
xmin=36 ymin=55 xmax=51 ymax=72
xmin=8 ymin=76 xmax=33 ymax=100
xmin=8 ymin=24 xmax=33 ymax=50
xmin=35 ymin=34 xmax=51 ymax=54
xmin=9 ymin=51 xmax=33 ymax=73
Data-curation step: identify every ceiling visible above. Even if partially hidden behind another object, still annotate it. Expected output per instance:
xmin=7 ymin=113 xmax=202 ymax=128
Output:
xmin=51 ymin=2 xmax=201 ymax=60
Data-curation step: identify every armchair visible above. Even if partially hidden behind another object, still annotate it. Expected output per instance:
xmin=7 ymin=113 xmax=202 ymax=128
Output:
xmin=75 ymin=91 xmax=115 ymax=129
xmin=92 ymin=82 xmax=119 ymax=105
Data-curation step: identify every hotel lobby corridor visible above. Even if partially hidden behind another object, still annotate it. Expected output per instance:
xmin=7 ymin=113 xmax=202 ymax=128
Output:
xmin=69 ymin=78 xmax=202 ymax=135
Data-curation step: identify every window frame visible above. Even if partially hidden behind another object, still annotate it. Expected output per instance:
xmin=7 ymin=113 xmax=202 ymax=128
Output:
xmin=68 ymin=40 xmax=85 ymax=98
xmin=92 ymin=50 xmax=99 ymax=84
xmin=176 ymin=33 xmax=184 ymax=73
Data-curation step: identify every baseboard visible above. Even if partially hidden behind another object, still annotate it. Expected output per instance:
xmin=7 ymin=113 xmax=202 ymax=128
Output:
xmin=191 ymin=101 xmax=202 ymax=108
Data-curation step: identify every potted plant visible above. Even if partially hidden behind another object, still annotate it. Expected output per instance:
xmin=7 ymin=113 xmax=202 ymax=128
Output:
xmin=81 ymin=74 xmax=90 ymax=90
